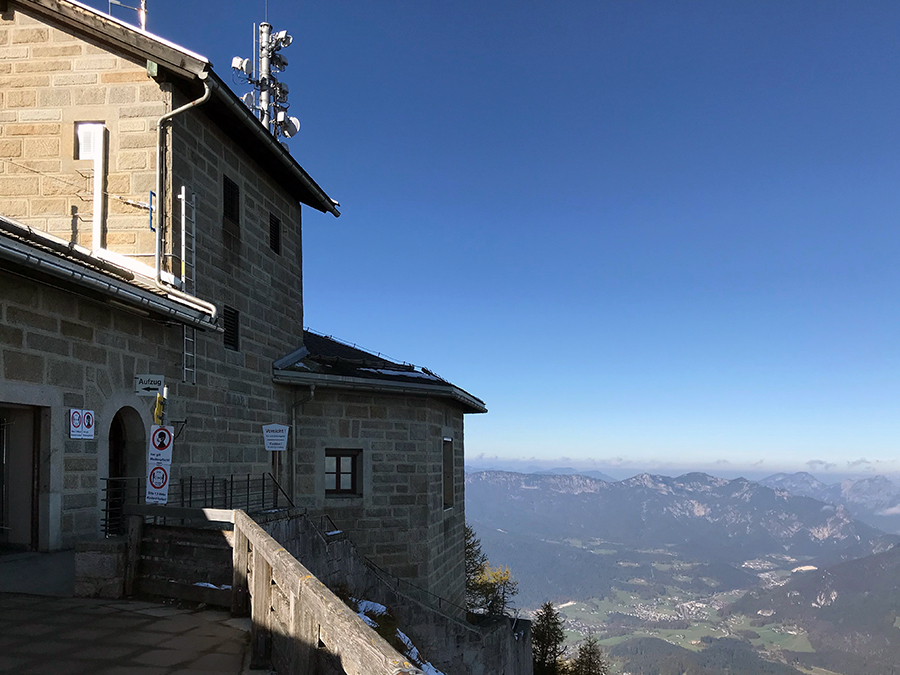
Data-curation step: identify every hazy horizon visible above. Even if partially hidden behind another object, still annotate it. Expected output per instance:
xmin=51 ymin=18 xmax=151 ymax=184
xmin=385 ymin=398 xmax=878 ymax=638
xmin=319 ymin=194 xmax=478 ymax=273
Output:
xmin=464 ymin=454 xmax=900 ymax=484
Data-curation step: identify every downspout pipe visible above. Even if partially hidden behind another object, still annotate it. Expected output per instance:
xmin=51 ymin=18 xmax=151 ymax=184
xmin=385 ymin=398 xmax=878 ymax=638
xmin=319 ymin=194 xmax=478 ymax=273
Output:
xmin=154 ymin=74 xmax=216 ymax=319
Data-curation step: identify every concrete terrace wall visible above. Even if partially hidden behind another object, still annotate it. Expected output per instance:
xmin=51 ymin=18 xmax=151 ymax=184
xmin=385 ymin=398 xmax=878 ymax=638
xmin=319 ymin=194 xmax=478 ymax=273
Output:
xmin=258 ymin=510 xmax=533 ymax=675
xmin=0 ymin=4 xmax=165 ymax=255
xmin=294 ymin=389 xmax=467 ymax=609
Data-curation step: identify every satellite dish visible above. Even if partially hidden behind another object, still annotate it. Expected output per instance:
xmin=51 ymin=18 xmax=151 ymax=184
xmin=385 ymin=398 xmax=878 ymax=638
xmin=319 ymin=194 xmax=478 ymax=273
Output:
xmin=241 ymin=92 xmax=254 ymax=109
xmin=280 ymin=116 xmax=300 ymax=138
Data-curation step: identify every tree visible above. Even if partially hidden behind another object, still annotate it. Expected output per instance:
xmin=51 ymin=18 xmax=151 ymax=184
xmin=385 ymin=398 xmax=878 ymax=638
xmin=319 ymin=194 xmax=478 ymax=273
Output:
xmin=532 ymin=601 xmax=566 ymax=675
xmin=465 ymin=523 xmax=519 ymax=615
xmin=572 ymin=634 xmax=609 ymax=675
xmin=465 ymin=523 xmax=488 ymax=608
xmin=476 ymin=564 xmax=518 ymax=615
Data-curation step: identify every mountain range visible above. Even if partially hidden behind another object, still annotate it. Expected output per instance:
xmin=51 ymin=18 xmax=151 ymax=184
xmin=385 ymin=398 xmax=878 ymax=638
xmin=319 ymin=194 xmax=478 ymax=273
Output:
xmin=467 ymin=471 xmax=897 ymax=564
xmin=726 ymin=544 xmax=900 ymax=675
xmin=759 ymin=472 xmax=900 ymax=534
xmin=465 ymin=469 xmax=900 ymax=674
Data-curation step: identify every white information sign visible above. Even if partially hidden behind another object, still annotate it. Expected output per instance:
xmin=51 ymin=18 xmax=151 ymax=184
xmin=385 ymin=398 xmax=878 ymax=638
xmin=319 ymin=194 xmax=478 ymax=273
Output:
xmin=69 ymin=409 xmax=96 ymax=439
xmin=145 ymin=464 xmax=170 ymax=504
xmin=134 ymin=374 xmax=165 ymax=397
xmin=262 ymin=424 xmax=289 ymax=452
xmin=147 ymin=425 xmax=175 ymax=465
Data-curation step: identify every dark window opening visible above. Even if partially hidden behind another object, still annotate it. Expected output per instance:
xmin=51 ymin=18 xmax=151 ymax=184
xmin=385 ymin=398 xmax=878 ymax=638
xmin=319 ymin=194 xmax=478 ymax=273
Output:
xmin=269 ymin=213 xmax=281 ymax=255
xmin=325 ymin=449 xmax=360 ymax=495
xmin=223 ymin=306 xmax=240 ymax=351
xmin=223 ymin=176 xmax=240 ymax=229
xmin=443 ymin=438 xmax=454 ymax=508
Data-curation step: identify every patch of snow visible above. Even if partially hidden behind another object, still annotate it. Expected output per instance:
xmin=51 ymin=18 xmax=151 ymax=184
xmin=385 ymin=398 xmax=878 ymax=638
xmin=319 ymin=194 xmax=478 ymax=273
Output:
xmin=357 ymin=612 xmax=378 ymax=628
xmin=325 ymin=530 xmax=342 ymax=535
xmin=355 ymin=599 xmax=388 ymax=616
xmin=558 ymin=601 xmax=576 ymax=608
xmin=359 ymin=368 xmax=439 ymax=380
xmin=397 ymin=630 xmax=445 ymax=675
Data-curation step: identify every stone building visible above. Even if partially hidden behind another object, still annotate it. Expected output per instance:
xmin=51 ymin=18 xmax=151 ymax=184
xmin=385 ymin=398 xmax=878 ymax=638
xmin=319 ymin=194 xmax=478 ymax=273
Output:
xmin=0 ymin=0 xmax=484 ymax=608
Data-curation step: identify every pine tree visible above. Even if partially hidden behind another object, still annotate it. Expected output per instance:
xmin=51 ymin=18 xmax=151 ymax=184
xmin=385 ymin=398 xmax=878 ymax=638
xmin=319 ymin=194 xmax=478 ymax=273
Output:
xmin=572 ymin=634 xmax=609 ymax=675
xmin=532 ymin=601 xmax=566 ymax=675
xmin=464 ymin=523 xmax=519 ymax=615
xmin=464 ymin=523 xmax=488 ymax=609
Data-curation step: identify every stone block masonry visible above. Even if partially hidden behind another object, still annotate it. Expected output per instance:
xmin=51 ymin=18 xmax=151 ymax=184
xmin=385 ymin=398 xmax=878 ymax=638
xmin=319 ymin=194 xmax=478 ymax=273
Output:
xmin=296 ymin=389 xmax=468 ymax=611
xmin=0 ymin=5 xmax=165 ymax=254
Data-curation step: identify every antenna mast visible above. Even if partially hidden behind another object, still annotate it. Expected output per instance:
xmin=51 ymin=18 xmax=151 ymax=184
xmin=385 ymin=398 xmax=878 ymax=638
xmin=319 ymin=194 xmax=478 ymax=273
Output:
xmin=108 ymin=0 xmax=147 ymax=30
xmin=232 ymin=21 xmax=300 ymax=143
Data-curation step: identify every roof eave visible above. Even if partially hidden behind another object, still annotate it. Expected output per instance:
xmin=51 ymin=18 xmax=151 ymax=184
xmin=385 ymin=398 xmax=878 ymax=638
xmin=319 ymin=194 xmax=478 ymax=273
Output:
xmin=272 ymin=369 xmax=487 ymax=414
xmin=12 ymin=0 xmax=341 ymax=217
xmin=13 ymin=0 xmax=208 ymax=79
xmin=203 ymin=72 xmax=340 ymax=217
xmin=0 ymin=231 xmax=220 ymax=331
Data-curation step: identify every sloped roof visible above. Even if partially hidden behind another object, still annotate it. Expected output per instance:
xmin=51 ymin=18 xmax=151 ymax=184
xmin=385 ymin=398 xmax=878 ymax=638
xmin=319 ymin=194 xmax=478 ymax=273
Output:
xmin=12 ymin=0 xmax=339 ymax=216
xmin=273 ymin=331 xmax=487 ymax=414
xmin=0 ymin=214 xmax=219 ymax=330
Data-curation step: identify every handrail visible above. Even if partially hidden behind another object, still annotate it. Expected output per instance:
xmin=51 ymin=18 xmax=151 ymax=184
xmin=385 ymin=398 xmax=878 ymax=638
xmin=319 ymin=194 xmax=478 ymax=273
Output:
xmin=231 ymin=510 xmax=424 ymax=675
xmin=266 ymin=472 xmax=295 ymax=508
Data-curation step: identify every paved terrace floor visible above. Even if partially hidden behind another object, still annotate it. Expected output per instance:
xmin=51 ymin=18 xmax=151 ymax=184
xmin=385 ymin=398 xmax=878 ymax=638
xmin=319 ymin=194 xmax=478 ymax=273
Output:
xmin=0 ymin=551 xmax=253 ymax=675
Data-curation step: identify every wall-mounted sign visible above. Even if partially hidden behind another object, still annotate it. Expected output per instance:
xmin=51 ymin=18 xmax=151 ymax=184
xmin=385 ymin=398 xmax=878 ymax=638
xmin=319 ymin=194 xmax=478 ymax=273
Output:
xmin=69 ymin=409 xmax=95 ymax=439
xmin=145 ymin=464 xmax=169 ymax=504
xmin=148 ymin=424 xmax=174 ymax=464
xmin=262 ymin=423 xmax=289 ymax=452
xmin=145 ymin=423 xmax=174 ymax=505
xmin=134 ymin=374 xmax=165 ymax=397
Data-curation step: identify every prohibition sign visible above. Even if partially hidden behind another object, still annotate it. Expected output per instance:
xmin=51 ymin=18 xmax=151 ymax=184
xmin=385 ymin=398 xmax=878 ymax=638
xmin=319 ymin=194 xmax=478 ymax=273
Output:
xmin=152 ymin=427 xmax=173 ymax=452
xmin=83 ymin=411 xmax=94 ymax=431
xmin=148 ymin=465 xmax=168 ymax=490
xmin=71 ymin=410 xmax=82 ymax=429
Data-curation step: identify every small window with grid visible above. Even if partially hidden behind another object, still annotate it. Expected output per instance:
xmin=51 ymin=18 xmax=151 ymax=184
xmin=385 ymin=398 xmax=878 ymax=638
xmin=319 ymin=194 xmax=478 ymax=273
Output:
xmin=325 ymin=449 xmax=360 ymax=495
xmin=269 ymin=213 xmax=281 ymax=255
xmin=223 ymin=305 xmax=240 ymax=351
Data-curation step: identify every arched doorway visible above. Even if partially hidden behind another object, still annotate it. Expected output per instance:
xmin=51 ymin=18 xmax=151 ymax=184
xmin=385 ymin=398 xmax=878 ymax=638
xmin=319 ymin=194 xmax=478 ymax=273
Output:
xmin=107 ymin=407 xmax=145 ymax=535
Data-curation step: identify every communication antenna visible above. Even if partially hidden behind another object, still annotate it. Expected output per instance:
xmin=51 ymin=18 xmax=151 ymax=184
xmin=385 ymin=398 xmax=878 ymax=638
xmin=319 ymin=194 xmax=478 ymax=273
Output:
xmin=232 ymin=20 xmax=301 ymax=142
xmin=108 ymin=0 xmax=147 ymax=30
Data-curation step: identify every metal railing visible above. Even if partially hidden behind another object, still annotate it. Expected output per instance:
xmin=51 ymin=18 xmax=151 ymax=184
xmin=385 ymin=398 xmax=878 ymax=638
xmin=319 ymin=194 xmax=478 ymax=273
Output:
xmin=101 ymin=472 xmax=294 ymax=536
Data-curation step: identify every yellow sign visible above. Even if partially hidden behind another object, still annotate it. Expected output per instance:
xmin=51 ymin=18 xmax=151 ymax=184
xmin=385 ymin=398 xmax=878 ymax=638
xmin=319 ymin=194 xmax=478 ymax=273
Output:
xmin=152 ymin=393 xmax=165 ymax=425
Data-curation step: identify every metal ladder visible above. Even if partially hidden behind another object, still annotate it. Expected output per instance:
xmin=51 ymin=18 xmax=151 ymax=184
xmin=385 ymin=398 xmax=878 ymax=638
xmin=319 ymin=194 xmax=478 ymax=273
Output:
xmin=178 ymin=186 xmax=197 ymax=385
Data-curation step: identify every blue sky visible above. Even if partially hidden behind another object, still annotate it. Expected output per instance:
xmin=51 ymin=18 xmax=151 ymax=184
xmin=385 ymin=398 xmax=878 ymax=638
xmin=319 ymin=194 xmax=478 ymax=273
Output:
xmin=94 ymin=1 xmax=900 ymax=476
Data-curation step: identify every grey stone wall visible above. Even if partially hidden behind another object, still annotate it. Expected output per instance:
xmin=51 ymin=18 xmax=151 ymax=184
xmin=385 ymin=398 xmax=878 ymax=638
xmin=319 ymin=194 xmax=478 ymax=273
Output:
xmin=259 ymin=510 xmax=532 ymax=675
xmin=294 ymin=389 xmax=467 ymax=609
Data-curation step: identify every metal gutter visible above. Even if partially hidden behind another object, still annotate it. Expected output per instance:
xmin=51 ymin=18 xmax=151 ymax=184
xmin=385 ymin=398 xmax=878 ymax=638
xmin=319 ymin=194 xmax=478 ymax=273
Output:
xmin=273 ymin=345 xmax=309 ymax=370
xmin=0 ymin=234 xmax=220 ymax=332
xmin=272 ymin=370 xmax=487 ymax=414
